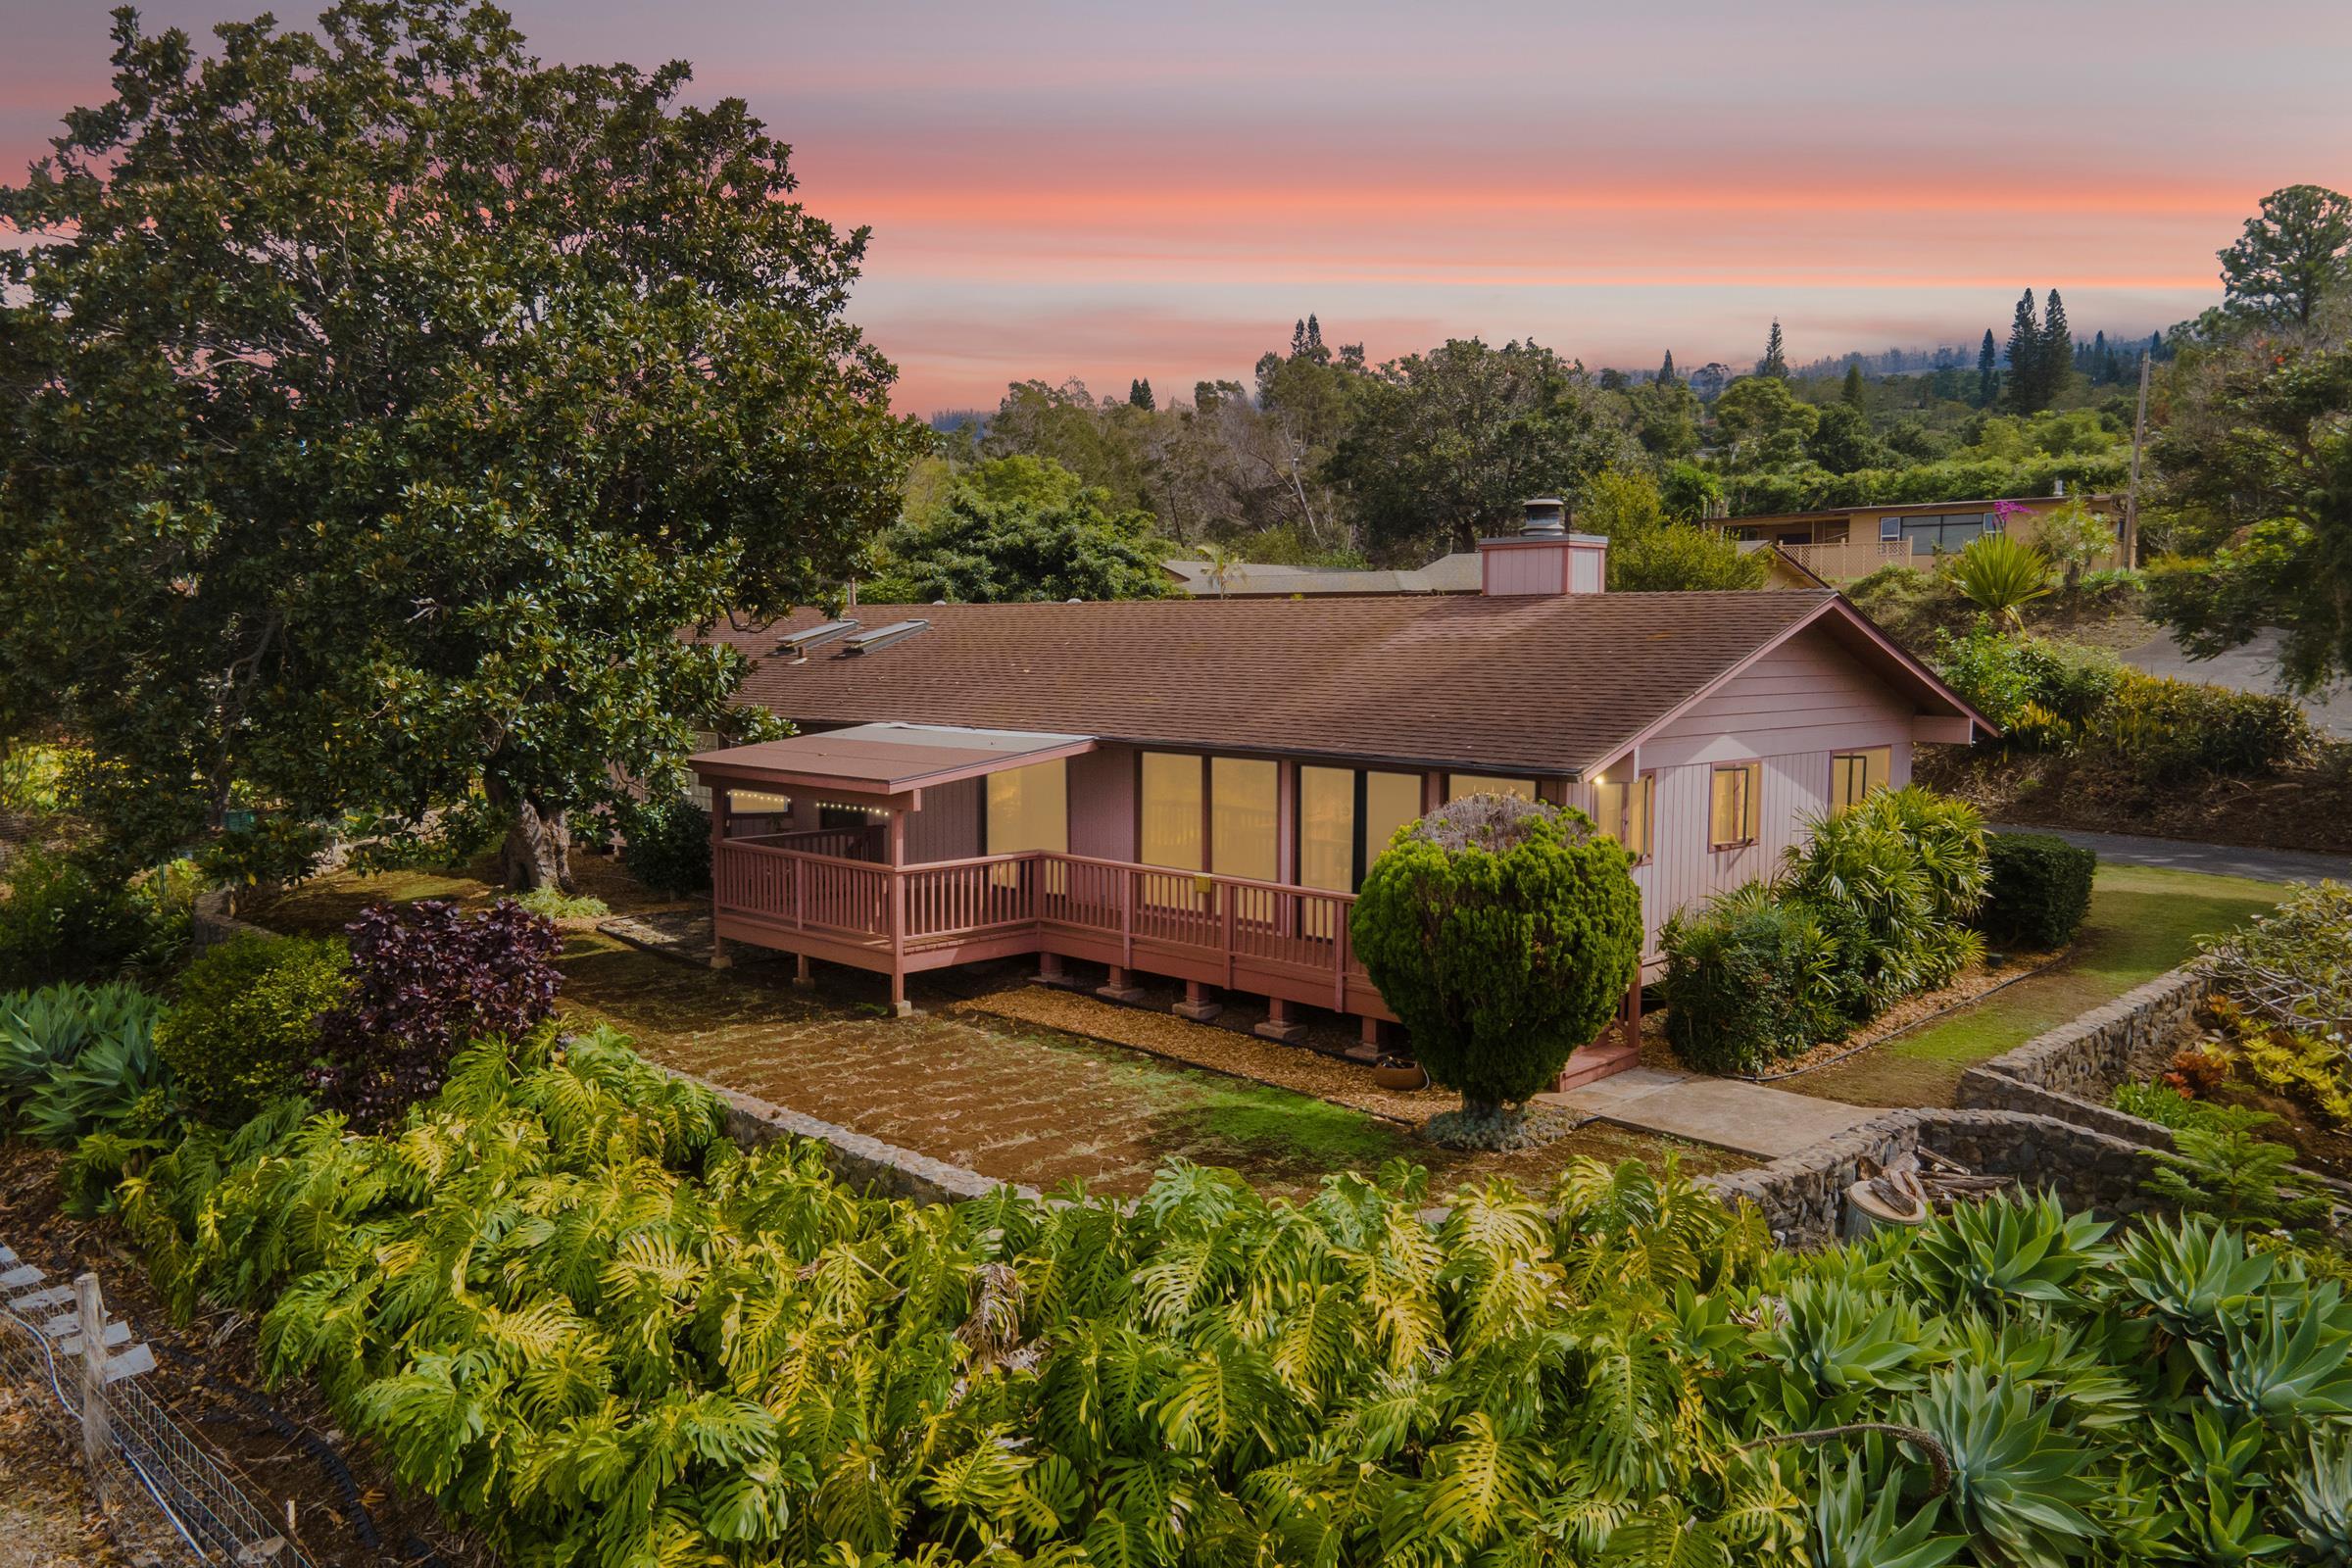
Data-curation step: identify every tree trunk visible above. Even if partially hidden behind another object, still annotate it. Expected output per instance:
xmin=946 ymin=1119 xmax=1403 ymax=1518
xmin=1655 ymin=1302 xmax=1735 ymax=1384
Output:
xmin=500 ymin=795 xmax=575 ymax=893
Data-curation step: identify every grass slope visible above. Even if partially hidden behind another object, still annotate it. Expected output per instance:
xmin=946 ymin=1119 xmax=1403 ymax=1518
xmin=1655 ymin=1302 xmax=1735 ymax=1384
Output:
xmin=1789 ymin=862 xmax=2281 ymax=1107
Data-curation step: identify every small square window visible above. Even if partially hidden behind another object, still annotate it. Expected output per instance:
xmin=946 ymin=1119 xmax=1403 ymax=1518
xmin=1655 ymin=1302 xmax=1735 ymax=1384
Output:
xmin=1709 ymin=762 xmax=1762 ymax=850
xmin=1879 ymin=516 xmax=1901 ymax=542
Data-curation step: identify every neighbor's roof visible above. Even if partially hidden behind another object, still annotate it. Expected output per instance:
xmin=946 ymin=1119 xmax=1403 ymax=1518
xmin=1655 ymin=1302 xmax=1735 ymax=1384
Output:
xmin=692 ymin=722 xmax=1097 ymax=795
xmin=1161 ymin=552 xmax=1482 ymax=597
xmin=703 ymin=590 xmax=1989 ymax=779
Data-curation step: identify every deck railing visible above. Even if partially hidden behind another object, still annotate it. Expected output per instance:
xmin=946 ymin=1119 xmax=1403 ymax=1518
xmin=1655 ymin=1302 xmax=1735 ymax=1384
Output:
xmin=715 ymin=842 xmax=1368 ymax=992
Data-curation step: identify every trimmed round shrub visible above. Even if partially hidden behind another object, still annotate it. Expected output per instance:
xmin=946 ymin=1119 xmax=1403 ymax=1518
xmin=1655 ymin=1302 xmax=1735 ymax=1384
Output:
xmin=1978 ymin=831 xmax=2098 ymax=949
xmin=155 ymin=933 xmax=350 ymax=1123
xmin=1349 ymin=795 xmax=1641 ymax=1135
xmin=619 ymin=793 xmax=711 ymax=896
xmin=1661 ymin=885 xmax=1848 ymax=1074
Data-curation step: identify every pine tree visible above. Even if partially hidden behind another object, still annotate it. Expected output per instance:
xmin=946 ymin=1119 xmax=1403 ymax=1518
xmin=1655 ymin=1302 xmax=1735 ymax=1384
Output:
xmin=1290 ymin=318 xmax=1308 ymax=357
xmin=1758 ymin=319 xmax=1788 ymax=378
xmin=2039 ymin=289 xmax=2073 ymax=403
xmin=1304 ymin=313 xmax=1326 ymax=360
xmin=1978 ymin=329 xmax=1999 ymax=408
xmin=1127 ymin=377 xmax=1155 ymax=412
xmin=1840 ymin=361 xmax=1866 ymax=407
xmin=2004 ymin=289 xmax=2042 ymax=412
xmin=1658 ymin=349 xmax=1678 ymax=386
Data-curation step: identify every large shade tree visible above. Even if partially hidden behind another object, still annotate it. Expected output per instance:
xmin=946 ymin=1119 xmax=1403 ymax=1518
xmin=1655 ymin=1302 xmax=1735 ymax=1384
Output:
xmin=0 ymin=2 xmax=923 ymax=887
xmin=2220 ymin=184 xmax=2352 ymax=327
xmin=1326 ymin=338 xmax=1638 ymax=557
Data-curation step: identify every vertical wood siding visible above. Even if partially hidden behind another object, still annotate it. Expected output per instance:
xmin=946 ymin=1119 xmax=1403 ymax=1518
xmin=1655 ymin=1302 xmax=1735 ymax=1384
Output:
xmin=1067 ymin=744 xmax=1137 ymax=861
xmin=1620 ymin=625 xmax=1919 ymax=963
xmin=904 ymin=777 xmax=981 ymax=863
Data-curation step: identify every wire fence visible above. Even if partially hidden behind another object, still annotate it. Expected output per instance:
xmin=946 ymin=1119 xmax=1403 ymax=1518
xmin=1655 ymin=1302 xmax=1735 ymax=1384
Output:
xmin=0 ymin=1270 xmax=316 ymax=1568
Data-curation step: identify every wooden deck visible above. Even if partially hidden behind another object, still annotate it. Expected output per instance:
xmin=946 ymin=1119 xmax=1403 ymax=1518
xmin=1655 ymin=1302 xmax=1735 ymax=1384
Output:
xmin=712 ymin=839 xmax=1396 ymax=1022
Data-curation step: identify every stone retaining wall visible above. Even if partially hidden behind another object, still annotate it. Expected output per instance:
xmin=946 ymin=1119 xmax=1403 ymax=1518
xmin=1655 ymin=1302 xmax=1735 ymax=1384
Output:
xmin=1954 ymin=963 xmax=2211 ymax=1148
xmin=1701 ymin=1106 xmax=2169 ymax=1248
xmin=682 ymin=1070 xmax=1036 ymax=1207
xmin=190 ymin=888 xmax=280 ymax=952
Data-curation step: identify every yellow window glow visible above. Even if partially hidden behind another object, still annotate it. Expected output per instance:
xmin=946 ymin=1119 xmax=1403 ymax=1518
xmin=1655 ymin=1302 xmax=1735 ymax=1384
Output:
xmin=1298 ymin=765 xmax=1355 ymax=894
xmin=1139 ymin=752 xmax=1204 ymax=870
xmin=985 ymin=759 xmax=1068 ymax=855
xmin=1210 ymin=757 xmax=1279 ymax=882
xmin=1710 ymin=762 xmax=1761 ymax=849
xmin=1363 ymin=772 xmax=1424 ymax=868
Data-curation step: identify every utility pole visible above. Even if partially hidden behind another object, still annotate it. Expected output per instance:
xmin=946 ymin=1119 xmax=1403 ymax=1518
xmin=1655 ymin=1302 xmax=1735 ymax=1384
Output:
xmin=2123 ymin=351 xmax=2152 ymax=566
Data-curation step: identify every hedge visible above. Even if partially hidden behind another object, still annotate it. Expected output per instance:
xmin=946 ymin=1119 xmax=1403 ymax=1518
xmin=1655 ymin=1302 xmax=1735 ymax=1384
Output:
xmin=1979 ymin=831 xmax=2098 ymax=949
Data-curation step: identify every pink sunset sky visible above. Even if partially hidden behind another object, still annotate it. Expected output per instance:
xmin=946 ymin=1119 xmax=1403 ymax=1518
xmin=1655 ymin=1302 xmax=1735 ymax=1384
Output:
xmin=5 ymin=0 xmax=2347 ymax=415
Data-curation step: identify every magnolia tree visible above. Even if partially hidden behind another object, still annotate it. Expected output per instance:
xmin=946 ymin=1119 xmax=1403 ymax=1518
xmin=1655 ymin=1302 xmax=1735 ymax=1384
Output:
xmin=0 ymin=3 xmax=923 ymax=887
xmin=1350 ymin=795 xmax=1642 ymax=1146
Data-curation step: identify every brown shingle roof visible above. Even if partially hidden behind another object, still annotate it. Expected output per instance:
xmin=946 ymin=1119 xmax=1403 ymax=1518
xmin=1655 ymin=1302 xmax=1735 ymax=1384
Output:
xmin=707 ymin=590 xmax=1877 ymax=778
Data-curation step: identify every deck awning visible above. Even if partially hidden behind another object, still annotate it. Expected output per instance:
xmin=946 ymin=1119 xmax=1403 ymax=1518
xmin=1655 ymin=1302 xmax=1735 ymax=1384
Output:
xmin=690 ymin=722 xmax=1098 ymax=803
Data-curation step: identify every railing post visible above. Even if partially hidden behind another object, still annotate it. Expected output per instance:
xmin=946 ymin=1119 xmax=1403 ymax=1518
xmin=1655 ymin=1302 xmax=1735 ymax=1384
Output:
xmin=1333 ymin=908 xmax=1349 ymax=1012
xmin=1120 ymin=868 xmax=1135 ymax=969
xmin=74 ymin=1272 xmax=110 ymax=1504
xmin=1221 ymin=880 xmax=1236 ymax=987
xmin=792 ymin=855 xmax=806 ymax=931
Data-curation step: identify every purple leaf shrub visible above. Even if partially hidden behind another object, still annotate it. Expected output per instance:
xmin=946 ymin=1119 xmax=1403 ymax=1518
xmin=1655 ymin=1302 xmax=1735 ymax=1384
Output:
xmin=311 ymin=899 xmax=562 ymax=1125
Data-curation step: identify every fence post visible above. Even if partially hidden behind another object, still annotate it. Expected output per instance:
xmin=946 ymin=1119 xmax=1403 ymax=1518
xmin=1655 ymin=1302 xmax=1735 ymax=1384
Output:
xmin=74 ymin=1271 xmax=110 ymax=1502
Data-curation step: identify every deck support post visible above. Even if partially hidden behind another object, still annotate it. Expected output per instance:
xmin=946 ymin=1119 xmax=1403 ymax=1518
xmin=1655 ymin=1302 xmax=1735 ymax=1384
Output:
xmin=889 ymin=968 xmax=912 ymax=1018
xmin=887 ymin=810 xmax=911 ymax=1016
xmin=1254 ymin=997 xmax=1307 ymax=1045
xmin=793 ymin=953 xmax=813 ymax=991
xmin=709 ymin=784 xmax=731 ymax=969
xmin=1032 ymin=953 xmax=1070 ymax=988
xmin=1097 ymin=964 xmax=1147 ymax=1004
xmin=1173 ymin=980 xmax=1222 ymax=1022
xmin=1360 ymin=1015 xmax=1383 ymax=1051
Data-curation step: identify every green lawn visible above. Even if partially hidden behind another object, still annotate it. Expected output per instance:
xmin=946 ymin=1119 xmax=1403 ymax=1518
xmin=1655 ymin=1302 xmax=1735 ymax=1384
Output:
xmin=1788 ymin=862 xmax=2282 ymax=1107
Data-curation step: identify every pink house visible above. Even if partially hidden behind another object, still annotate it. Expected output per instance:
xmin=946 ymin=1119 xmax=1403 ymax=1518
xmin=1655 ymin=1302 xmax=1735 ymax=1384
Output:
xmin=690 ymin=499 xmax=1993 ymax=1088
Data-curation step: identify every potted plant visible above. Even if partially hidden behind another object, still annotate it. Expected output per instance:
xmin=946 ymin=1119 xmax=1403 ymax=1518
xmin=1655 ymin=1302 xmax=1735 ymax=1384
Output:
xmin=1372 ymin=1053 xmax=1428 ymax=1091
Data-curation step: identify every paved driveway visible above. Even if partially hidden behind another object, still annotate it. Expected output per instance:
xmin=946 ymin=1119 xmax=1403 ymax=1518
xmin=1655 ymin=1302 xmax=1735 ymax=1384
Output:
xmin=1985 ymin=824 xmax=2352 ymax=885
xmin=2120 ymin=624 xmax=2352 ymax=739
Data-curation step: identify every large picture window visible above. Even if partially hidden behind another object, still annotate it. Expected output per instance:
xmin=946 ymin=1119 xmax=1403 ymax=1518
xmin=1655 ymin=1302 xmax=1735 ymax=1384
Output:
xmin=1829 ymin=747 xmax=1891 ymax=813
xmin=1138 ymin=752 xmax=1204 ymax=870
xmin=985 ymin=759 xmax=1068 ymax=855
xmin=1210 ymin=757 xmax=1278 ymax=883
xmin=1297 ymin=766 xmax=1427 ymax=893
xmin=1709 ymin=761 xmax=1762 ymax=850
xmin=1446 ymin=772 xmax=1537 ymax=804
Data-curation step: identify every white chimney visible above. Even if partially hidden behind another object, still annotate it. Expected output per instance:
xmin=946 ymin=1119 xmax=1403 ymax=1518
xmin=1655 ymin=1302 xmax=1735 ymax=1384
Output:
xmin=1478 ymin=497 xmax=1608 ymax=595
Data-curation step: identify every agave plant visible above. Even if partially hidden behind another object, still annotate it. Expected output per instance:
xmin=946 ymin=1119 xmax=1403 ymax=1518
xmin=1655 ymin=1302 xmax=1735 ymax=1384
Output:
xmin=1907 ymin=1365 xmax=2100 ymax=1562
xmin=1946 ymin=531 xmax=2056 ymax=630
xmin=1811 ymin=1454 xmax=1964 ymax=1568
xmin=0 ymin=981 xmax=171 ymax=1147
xmin=2286 ymin=1435 xmax=2352 ymax=1565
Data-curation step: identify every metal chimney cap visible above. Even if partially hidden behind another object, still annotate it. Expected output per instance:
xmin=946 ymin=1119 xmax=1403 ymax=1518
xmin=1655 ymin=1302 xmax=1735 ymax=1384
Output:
xmin=1521 ymin=497 xmax=1569 ymax=536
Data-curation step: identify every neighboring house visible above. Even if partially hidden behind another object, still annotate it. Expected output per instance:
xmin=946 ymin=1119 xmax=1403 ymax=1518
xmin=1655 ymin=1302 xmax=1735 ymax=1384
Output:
xmin=690 ymin=501 xmax=1992 ymax=1088
xmin=1161 ymin=553 xmax=1481 ymax=597
xmin=1710 ymin=492 xmax=2124 ymax=583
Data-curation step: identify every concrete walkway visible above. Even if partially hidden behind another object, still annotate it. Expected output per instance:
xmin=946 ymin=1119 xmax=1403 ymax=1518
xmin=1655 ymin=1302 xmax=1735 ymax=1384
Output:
xmin=1985 ymin=824 xmax=2352 ymax=885
xmin=1538 ymin=1066 xmax=1877 ymax=1159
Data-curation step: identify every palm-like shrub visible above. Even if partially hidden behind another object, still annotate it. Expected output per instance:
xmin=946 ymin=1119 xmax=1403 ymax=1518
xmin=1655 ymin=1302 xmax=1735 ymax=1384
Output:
xmin=111 ymin=1019 xmax=2352 ymax=1568
xmin=1944 ymin=532 xmax=2054 ymax=629
xmin=1349 ymin=795 xmax=1642 ymax=1140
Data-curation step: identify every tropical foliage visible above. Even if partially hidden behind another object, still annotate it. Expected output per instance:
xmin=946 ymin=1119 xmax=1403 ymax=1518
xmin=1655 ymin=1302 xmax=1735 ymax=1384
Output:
xmin=0 ymin=846 xmax=199 ymax=988
xmin=155 ymin=933 xmax=351 ymax=1126
xmin=310 ymin=899 xmax=563 ymax=1126
xmin=102 ymin=1014 xmax=2352 ymax=1568
xmin=0 ymin=981 xmax=172 ymax=1147
xmin=1349 ymin=795 xmax=1641 ymax=1138
xmin=619 ymin=793 xmax=714 ymax=897
xmin=1665 ymin=788 xmax=1988 ymax=1072
xmin=1945 ymin=533 xmax=2055 ymax=630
